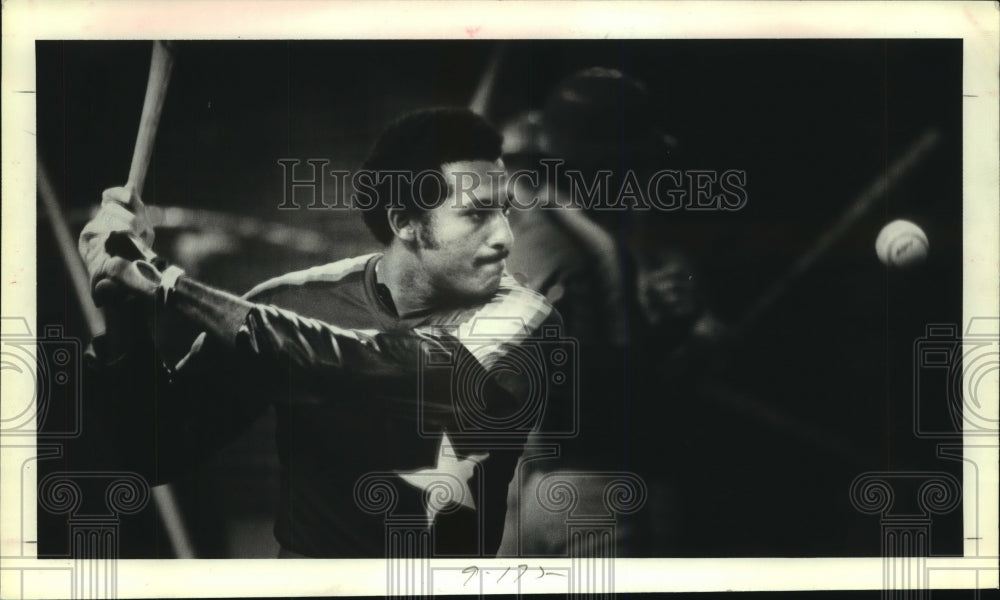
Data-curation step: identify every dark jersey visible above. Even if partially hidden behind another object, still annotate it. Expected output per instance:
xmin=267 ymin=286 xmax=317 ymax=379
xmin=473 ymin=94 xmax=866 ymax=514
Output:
xmin=172 ymin=253 xmax=561 ymax=557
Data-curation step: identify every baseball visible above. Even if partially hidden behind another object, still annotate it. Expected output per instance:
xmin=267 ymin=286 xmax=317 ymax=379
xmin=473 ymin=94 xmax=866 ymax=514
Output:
xmin=875 ymin=219 xmax=929 ymax=267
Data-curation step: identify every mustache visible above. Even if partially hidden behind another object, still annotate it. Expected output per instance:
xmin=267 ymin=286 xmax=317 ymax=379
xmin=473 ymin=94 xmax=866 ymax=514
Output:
xmin=475 ymin=250 xmax=509 ymax=265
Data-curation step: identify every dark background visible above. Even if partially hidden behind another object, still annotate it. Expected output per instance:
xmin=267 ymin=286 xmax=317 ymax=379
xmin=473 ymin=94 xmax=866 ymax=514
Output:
xmin=36 ymin=39 xmax=964 ymax=558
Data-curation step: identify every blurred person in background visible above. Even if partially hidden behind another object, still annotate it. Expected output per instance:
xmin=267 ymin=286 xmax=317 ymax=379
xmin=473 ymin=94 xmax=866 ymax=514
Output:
xmin=498 ymin=67 xmax=706 ymax=556
xmin=498 ymin=107 xmax=631 ymax=555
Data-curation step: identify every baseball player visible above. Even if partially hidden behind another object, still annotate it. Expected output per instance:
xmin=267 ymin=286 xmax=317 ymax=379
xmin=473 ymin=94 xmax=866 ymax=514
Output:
xmin=78 ymin=107 xmax=565 ymax=558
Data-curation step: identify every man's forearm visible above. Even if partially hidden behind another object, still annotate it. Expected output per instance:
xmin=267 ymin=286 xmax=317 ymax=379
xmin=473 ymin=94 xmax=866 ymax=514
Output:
xmin=166 ymin=273 xmax=417 ymax=379
xmin=169 ymin=277 xmax=254 ymax=349
xmin=163 ymin=272 xmax=530 ymax=428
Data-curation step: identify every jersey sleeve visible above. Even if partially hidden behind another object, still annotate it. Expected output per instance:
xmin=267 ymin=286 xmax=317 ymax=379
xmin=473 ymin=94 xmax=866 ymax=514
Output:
xmin=167 ymin=272 xmax=563 ymax=434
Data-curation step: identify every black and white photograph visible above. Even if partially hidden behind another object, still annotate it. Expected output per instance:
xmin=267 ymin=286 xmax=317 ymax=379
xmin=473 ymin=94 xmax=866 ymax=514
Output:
xmin=2 ymin=2 xmax=997 ymax=598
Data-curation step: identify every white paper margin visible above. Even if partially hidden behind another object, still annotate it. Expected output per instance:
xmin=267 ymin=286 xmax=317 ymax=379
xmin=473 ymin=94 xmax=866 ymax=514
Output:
xmin=2 ymin=1 xmax=997 ymax=597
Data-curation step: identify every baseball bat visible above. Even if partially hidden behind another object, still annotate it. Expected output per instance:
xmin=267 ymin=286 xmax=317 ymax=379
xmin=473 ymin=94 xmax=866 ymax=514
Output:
xmin=469 ymin=42 xmax=506 ymax=118
xmin=94 ymin=41 xmax=175 ymax=303
xmin=127 ymin=40 xmax=175 ymax=197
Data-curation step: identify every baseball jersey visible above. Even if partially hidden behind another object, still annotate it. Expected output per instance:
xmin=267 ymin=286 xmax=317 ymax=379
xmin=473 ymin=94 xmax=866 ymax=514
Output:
xmin=176 ymin=253 xmax=562 ymax=557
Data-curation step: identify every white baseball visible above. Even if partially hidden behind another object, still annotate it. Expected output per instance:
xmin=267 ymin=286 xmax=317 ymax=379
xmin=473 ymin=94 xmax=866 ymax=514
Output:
xmin=875 ymin=219 xmax=929 ymax=267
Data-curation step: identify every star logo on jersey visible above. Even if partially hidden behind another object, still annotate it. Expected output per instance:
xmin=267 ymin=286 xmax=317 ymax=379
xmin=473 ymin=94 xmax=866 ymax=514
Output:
xmin=397 ymin=432 xmax=489 ymax=527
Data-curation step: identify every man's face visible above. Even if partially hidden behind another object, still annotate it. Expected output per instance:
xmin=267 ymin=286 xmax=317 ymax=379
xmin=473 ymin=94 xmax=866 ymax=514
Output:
xmin=413 ymin=159 xmax=513 ymax=302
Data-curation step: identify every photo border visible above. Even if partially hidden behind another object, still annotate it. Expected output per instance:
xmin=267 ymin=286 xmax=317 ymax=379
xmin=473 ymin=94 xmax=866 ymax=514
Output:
xmin=2 ymin=1 xmax=997 ymax=597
